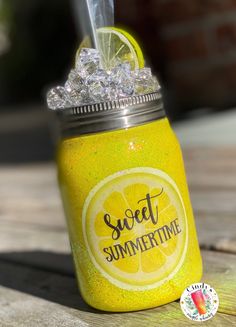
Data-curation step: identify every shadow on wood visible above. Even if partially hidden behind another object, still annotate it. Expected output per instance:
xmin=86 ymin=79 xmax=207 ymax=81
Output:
xmin=0 ymin=251 xmax=235 ymax=325
xmin=0 ymin=251 xmax=100 ymax=313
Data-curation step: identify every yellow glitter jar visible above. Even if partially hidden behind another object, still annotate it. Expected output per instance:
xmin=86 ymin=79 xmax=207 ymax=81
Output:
xmin=56 ymin=92 xmax=202 ymax=312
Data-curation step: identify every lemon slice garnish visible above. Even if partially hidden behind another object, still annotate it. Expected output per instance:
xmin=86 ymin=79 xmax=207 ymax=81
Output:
xmin=76 ymin=27 xmax=144 ymax=70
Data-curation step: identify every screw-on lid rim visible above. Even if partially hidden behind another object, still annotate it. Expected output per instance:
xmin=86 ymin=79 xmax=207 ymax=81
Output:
xmin=56 ymin=91 xmax=165 ymax=137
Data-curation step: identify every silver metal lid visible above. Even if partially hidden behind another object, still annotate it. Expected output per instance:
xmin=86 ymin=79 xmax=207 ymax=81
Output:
xmin=57 ymin=91 xmax=165 ymax=137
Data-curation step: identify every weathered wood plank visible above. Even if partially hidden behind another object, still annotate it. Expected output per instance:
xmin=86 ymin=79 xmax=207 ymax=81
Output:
xmin=2 ymin=212 xmax=234 ymax=255
xmin=0 ymin=165 xmax=65 ymax=228
xmin=183 ymin=148 xmax=236 ymax=190
xmin=182 ymin=147 xmax=236 ymax=162
xmin=1 ymin=196 xmax=236 ymax=256
xmin=0 ymin=160 xmax=236 ymax=327
xmin=0 ymin=221 xmax=70 ymax=253
xmin=2 ymin=184 xmax=236 ymax=225
xmin=187 ymin=171 xmax=236 ymax=190
xmin=191 ymin=190 xmax=236 ymax=215
xmin=0 ymin=221 xmax=72 ymax=275
xmin=1 ymin=164 xmax=236 ymax=227
xmin=196 ymin=214 xmax=236 ymax=253
xmin=202 ymin=251 xmax=236 ymax=315
xmin=1 ymin=161 xmax=236 ymax=254
xmin=0 ymin=259 xmax=235 ymax=327
xmin=185 ymin=160 xmax=236 ymax=173
xmin=0 ymin=215 xmax=235 ymax=319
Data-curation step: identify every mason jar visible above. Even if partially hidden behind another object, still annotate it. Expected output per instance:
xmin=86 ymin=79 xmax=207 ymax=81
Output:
xmin=56 ymin=91 xmax=202 ymax=312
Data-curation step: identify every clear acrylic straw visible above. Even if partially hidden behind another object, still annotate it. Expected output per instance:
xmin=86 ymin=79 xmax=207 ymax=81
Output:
xmin=72 ymin=0 xmax=114 ymax=51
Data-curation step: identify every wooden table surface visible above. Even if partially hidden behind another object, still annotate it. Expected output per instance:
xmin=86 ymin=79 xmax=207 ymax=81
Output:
xmin=0 ymin=147 xmax=236 ymax=327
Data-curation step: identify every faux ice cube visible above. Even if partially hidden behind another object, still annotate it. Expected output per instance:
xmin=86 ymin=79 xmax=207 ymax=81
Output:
xmin=137 ymin=67 xmax=152 ymax=79
xmin=86 ymin=69 xmax=110 ymax=102
xmin=112 ymin=63 xmax=134 ymax=96
xmin=78 ymin=48 xmax=100 ymax=65
xmin=67 ymin=69 xmax=84 ymax=91
xmin=87 ymin=69 xmax=110 ymax=85
xmin=134 ymin=68 xmax=156 ymax=94
xmin=65 ymin=85 xmax=87 ymax=106
xmin=47 ymin=46 xmax=161 ymax=109
xmin=76 ymin=48 xmax=100 ymax=78
xmin=152 ymin=76 xmax=161 ymax=92
xmin=64 ymin=68 xmax=91 ymax=105
xmin=89 ymin=82 xmax=110 ymax=102
xmin=47 ymin=86 xmax=71 ymax=109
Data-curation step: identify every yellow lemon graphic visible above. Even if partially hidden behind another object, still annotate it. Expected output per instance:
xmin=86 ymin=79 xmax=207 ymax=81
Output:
xmin=82 ymin=167 xmax=188 ymax=290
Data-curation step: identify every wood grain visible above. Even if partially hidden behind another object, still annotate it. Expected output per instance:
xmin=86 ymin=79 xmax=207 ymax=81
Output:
xmin=191 ymin=190 xmax=236 ymax=215
xmin=202 ymin=251 xmax=236 ymax=315
xmin=182 ymin=147 xmax=236 ymax=162
xmin=0 ymin=154 xmax=235 ymax=325
xmin=196 ymin=214 xmax=236 ymax=253
xmin=0 ymin=218 xmax=235 ymax=318
xmin=0 ymin=165 xmax=65 ymax=228
xmin=183 ymin=147 xmax=236 ymax=190
xmin=0 ymin=259 xmax=235 ymax=327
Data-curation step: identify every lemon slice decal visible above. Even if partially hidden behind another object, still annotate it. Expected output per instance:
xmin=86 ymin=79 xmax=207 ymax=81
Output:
xmin=82 ymin=167 xmax=188 ymax=290
xmin=76 ymin=27 xmax=144 ymax=70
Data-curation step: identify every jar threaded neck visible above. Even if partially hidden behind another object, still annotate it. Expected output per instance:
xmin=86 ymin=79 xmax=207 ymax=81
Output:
xmin=56 ymin=92 xmax=165 ymax=137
